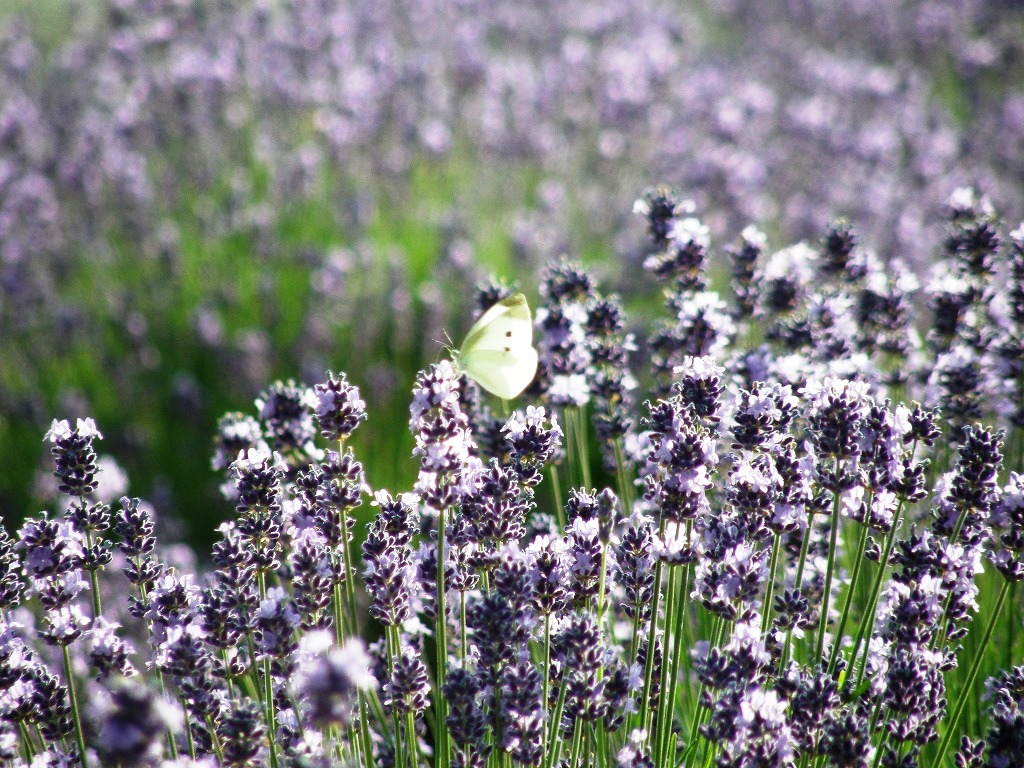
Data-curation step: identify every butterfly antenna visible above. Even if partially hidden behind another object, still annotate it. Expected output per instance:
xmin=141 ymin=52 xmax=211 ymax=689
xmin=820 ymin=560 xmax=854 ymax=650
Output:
xmin=432 ymin=330 xmax=456 ymax=363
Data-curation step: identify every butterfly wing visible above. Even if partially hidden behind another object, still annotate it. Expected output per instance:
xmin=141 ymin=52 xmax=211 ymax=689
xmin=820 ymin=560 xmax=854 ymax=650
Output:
xmin=460 ymin=346 xmax=539 ymax=400
xmin=458 ymin=293 xmax=538 ymax=399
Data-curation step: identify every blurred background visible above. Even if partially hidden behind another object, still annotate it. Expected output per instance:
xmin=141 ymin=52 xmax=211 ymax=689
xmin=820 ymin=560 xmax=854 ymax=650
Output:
xmin=2 ymin=0 xmax=1023 ymax=547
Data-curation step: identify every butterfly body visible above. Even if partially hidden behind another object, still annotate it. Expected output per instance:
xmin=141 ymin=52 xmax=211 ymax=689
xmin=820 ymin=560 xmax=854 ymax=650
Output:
xmin=453 ymin=293 xmax=539 ymax=400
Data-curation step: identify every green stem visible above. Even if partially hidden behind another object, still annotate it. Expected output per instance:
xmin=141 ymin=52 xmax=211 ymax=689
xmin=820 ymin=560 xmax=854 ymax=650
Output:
xmin=850 ymin=508 xmax=904 ymax=691
xmin=18 ymin=721 xmax=35 ymax=764
xmin=87 ymin=566 xmax=103 ymax=621
xmin=793 ymin=513 xmax=815 ymax=592
xmin=681 ymin=616 xmax=725 ymax=764
xmin=569 ymin=406 xmax=592 ymax=489
xmin=221 ymin=648 xmax=236 ymax=699
xmin=205 ymin=715 xmax=225 ymax=763
xmin=931 ymin=579 xmax=1012 ymax=768
xmin=357 ymin=694 xmax=374 ymax=768
xmin=568 ymin=718 xmax=584 ymax=768
xmin=80 ymin=498 xmax=103 ymax=619
xmin=405 ymin=710 xmax=419 ymax=768
xmin=61 ymin=645 xmax=89 ymax=768
xmin=460 ymin=589 xmax=468 ymax=662
xmin=780 ymin=514 xmax=815 ymax=672
xmin=597 ymin=541 xmax=610 ymax=621
xmin=639 ymin=515 xmax=667 ymax=737
xmin=542 ymin=613 xmax=552 ymax=749
xmin=549 ymin=464 xmax=565 ymax=531
xmin=181 ymin=697 xmax=196 ymax=760
xmin=815 ymin=487 xmax=843 ymax=665
xmin=333 ymin=581 xmax=347 ymax=643
xmin=265 ymin=655 xmax=279 ymax=768
xmin=544 ymin=677 xmax=569 ymax=768
xmin=653 ymin=562 xmax=678 ymax=762
xmin=761 ymin=533 xmax=782 ymax=638
xmin=613 ymin=437 xmax=636 ymax=516
xmin=339 ymin=502 xmax=360 ymax=636
xmin=385 ymin=626 xmax=406 ymax=768
xmin=435 ymin=505 xmax=450 ymax=768
xmin=660 ymin=560 xmax=692 ymax=768
xmin=827 ymin=515 xmax=871 ymax=675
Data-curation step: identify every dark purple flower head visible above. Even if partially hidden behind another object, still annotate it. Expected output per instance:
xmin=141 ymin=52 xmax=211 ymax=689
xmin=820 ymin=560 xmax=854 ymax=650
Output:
xmin=644 ymin=213 xmax=711 ymax=293
xmin=730 ymin=381 xmax=799 ymax=451
xmin=527 ymin=534 xmax=571 ymax=617
xmin=634 ymin=186 xmax=687 ymax=250
xmin=314 ymin=370 xmax=367 ymax=443
xmin=211 ymin=412 xmax=265 ymax=473
xmin=726 ymin=225 xmax=767 ymax=321
xmin=91 ymin=678 xmax=177 ymax=766
xmin=45 ymin=417 xmax=102 ymax=498
xmin=444 ymin=666 xmax=489 ymax=756
xmin=540 ymin=258 xmax=596 ymax=305
xmin=16 ymin=513 xmax=84 ymax=579
xmin=220 ymin=698 xmax=266 ymax=767
xmin=383 ymin=647 xmax=430 ymax=717
xmin=983 ymin=665 xmax=1024 ymax=768
xmin=615 ymin=512 xmax=656 ymax=621
xmin=990 ymin=472 xmax=1024 ymax=581
xmin=257 ymin=380 xmax=320 ymax=461
xmin=943 ymin=188 xmax=1000 ymax=281
xmin=501 ymin=406 xmax=564 ymax=488
xmin=292 ymin=630 xmax=375 ymax=728
xmin=802 ymin=376 xmax=872 ymax=491
xmin=818 ymin=218 xmax=866 ymax=284
xmin=0 ymin=524 xmax=24 ymax=610
xmin=499 ymin=657 xmax=544 ymax=765
xmin=566 ymin=487 xmax=619 ymax=543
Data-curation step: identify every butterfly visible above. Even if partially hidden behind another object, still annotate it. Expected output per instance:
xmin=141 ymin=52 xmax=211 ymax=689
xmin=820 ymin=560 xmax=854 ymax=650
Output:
xmin=452 ymin=293 xmax=539 ymax=400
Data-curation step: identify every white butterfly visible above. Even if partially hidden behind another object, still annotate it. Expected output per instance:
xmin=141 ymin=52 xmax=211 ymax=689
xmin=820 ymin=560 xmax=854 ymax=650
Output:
xmin=452 ymin=293 xmax=539 ymax=400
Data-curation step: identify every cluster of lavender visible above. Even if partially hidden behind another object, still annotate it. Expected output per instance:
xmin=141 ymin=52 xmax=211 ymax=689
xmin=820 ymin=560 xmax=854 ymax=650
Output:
xmin=3 ymin=184 xmax=1024 ymax=768
xmin=6 ymin=2 xmax=1024 ymax=518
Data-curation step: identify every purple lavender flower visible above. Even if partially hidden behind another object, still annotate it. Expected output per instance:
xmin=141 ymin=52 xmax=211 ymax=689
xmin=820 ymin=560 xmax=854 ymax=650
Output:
xmin=363 ymin=494 xmax=417 ymax=628
xmin=44 ymin=418 xmax=102 ymax=498
xmin=501 ymin=406 xmax=563 ymax=490
xmin=0 ymin=524 xmax=24 ymax=610
xmin=313 ymin=370 xmax=367 ymax=443
xmin=982 ymin=665 xmax=1024 ymax=768
xmin=292 ymin=630 xmax=375 ymax=728
xmin=383 ymin=646 xmax=430 ymax=717
xmin=727 ymin=225 xmax=767 ymax=322
xmin=499 ymin=656 xmax=544 ymax=765
xmin=211 ymin=413 xmax=266 ymax=475
xmin=256 ymin=380 xmax=320 ymax=463
xmin=90 ymin=679 xmax=177 ymax=768
xmin=410 ymin=361 xmax=477 ymax=513
xmin=990 ymin=472 xmax=1024 ymax=581
xmin=443 ymin=667 xmax=489 ymax=761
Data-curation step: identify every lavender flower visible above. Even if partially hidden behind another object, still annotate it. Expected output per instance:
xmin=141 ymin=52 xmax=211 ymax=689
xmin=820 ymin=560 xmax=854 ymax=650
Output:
xmin=982 ymin=665 xmax=1024 ymax=768
xmin=443 ymin=666 xmax=489 ymax=760
xmin=256 ymin=380 xmax=320 ymax=463
xmin=990 ymin=472 xmax=1024 ymax=581
xmin=211 ymin=413 xmax=265 ymax=475
xmin=501 ymin=406 xmax=563 ymax=490
xmin=727 ymin=225 xmax=767 ymax=322
xmin=383 ymin=647 xmax=430 ymax=717
xmin=219 ymin=699 xmax=266 ymax=767
xmin=499 ymin=657 xmax=544 ymax=765
xmin=292 ymin=630 xmax=374 ymax=728
xmin=44 ymin=418 xmax=102 ymax=498
xmin=91 ymin=678 xmax=178 ymax=767
xmin=313 ymin=371 xmax=367 ymax=443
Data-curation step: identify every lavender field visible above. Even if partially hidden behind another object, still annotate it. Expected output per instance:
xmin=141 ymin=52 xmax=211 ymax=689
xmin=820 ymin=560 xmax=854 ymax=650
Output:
xmin=2 ymin=1 xmax=1024 ymax=767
